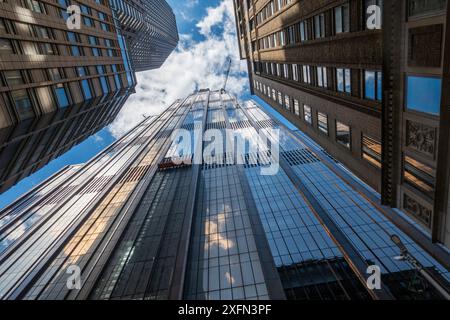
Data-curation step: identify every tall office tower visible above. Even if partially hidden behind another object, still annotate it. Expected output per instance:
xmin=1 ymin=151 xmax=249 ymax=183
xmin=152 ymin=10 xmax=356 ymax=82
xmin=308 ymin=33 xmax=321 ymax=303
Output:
xmin=110 ymin=0 xmax=179 ymax=72
xmin=0 ymin=89 xmax=448 ymax=300
xmin=0 ymin=0 xmax=178 ymax=194
xmin=383 ymin=1 xmax=450 ymax=248
xmin=232 ymin=0 xmax=450 ymax=249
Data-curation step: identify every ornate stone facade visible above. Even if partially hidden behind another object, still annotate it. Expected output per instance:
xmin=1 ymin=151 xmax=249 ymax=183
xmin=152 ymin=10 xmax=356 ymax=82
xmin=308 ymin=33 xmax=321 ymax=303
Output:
xmin=406 ymin=121 xmax=437 ymax=157
xmin=403 ymin=193 xmax=432 ymax=228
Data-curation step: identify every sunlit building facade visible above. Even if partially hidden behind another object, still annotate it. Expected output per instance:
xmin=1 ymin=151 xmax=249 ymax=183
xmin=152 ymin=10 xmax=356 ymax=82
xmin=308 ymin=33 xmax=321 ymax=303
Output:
xmin=233 ymin=0 xmax=450 ymax=249
xmin=0 ymin=89 xmax=448 ymax=300
xmin=0 ymin=0 xmax=178 ymax=194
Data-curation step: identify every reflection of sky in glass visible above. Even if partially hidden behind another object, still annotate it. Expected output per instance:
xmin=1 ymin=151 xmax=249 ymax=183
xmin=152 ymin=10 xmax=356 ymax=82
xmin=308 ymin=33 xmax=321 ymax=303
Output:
xmin=337 ymin=68 xmax=344 ymax=92
xmin=407 ymin=76 xmax=441 ymax=115
xmin=377 ymin=72 xmax=382 ymax=101
xmin=365 ymin=71 xmax=375 ymax=100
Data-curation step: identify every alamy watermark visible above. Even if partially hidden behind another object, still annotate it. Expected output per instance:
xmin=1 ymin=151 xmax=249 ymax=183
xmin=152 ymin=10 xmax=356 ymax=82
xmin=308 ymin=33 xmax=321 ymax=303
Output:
xmin=66 ymin=5 xmax=81 ymax=30
xmin=366 ymin=5 xmax=382 ymax=30
xmin=366 ymin=265 xmax=382 ymax=290
xmin=66 ymin=265 xmax=81 ymax=290
xmin=167 ymin=127 xmax=280 ymax=175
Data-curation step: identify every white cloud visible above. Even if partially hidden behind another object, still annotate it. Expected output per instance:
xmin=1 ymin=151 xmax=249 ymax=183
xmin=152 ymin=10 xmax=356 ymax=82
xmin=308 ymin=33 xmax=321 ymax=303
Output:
xmin=109 ymin=0 xmax=249 ymax=138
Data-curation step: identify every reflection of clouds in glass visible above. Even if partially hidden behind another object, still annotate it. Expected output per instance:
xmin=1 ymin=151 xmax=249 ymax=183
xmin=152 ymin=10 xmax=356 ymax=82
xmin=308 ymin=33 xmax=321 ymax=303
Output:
xmin=0 ymin=204 xmax=56 ymax=254
xmin=204 ymin=213 xmax=234 ymax=251
xmin=225 ymin=271 xmax=235 ymax=285
xmin=337 ymin=69 xmax=344 ymax=91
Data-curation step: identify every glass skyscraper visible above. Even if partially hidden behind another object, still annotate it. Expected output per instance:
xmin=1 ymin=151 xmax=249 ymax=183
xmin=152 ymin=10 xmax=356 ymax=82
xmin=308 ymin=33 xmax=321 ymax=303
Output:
xmin=0 ymin=90 xmax=448 ymax=300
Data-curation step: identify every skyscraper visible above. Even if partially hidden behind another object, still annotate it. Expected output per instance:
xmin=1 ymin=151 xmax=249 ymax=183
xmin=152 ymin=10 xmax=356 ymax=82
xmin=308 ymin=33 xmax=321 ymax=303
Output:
xmin=0 ymin=0 xmax=178 ymax=194
xmin=232 ymin=0 xmax=450 ymax=249
xmin=0 ymin=89 xmax=448 ymax=300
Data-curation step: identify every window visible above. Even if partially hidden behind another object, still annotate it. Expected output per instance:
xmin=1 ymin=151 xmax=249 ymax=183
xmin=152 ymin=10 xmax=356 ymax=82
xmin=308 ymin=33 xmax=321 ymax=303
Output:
xmin=11 ymin=89 xmax=34 ymax=119
xmin=303 ymin=105 xmax=312 ymax=124
xmin=409 ymin=0 xmax=445 ymax=17
xmin=81 ymin=82 xmax=93 ymax=99
xmin=314 ymin=14 xmax=325 ymax=39
xmin=0 ymin=19 xmax=7 ymax=34
xmin=404 ymin=155 xmax=435 ymax=197
xmin=92 ymin=47 xmax=100 ymax=56
xmin=47 ymin=68 xmax=62 ymax=81
xmin=112 ymin=64 xmax=121 ymax=90
xmin=84 ymin=17 xmax=94 ymax=27
xmin=283 ymin=64 xmax=289 ymax=79
xmin=362 ymin=135 xmax=381 ymax=168
xmin=336 ymin=121 xmax=351 ymax=148
xmin=280 ymin=30 xmax=286 ymax=46
xmin=80 ymin=5 xmax=90 ymax=15
xmin=276 ymin=0 xmax=282 ymax=10
xmin=77 ymin=67 xmax=92 ymax=99
xmin=336 ymin=68 xmax=351 ymax=93
xmin=294 ymin=99 xmax=300 ymax=115
xmin=278 ymin=91 xmax=282 ymax=105
xmin=272 ymin=89 xmax=276 ymax=101
xmin=406 ymin=76 xmax=441 ymax=115
xmin=276 ymin=63 xmax=281 ymax=77
xmin=302 ymin=65 xmax=311 ymax=84
xmin=334 ymin=4 xmax=349 ymax=34
xmin=67 ymin=32 xmax=79 ymax=43
xmin=292 ymin=64 xmax=299 ymax=81
xmin=317 ymin=112 xmax=328 ymax=135
xmin=364 ymin=70 xmax=382 ymax=100
xmin=98 ymin=12 xmax=106 ymax=21
xmin=287 ymin=25 xmax=295 ymax=44
xmin=299 ymin=21 xmax=308 ymax=41
xmin=23 ymin=0 xmax=46 ymax=14
xmin=39 ymin=42 xmax=55 ymax=55
xmin=284 ymin=95 xmax=290 ymax=110
xmin=88 ymin=36 xmax=98 ymax=45
xmin=35 ymin=26 xmax=50 ymax=39
xmin=317 ymin=66 xmax=327 ymax=88
xmin=15 ymin=22 xmax=34 ymax=37
xmin=0 ymin=38 xmax=13 ymax=54
xmin=4 ymin=70 xmax=24 ymax=86
xmin=54 ymin=85 xmax=69 ymax=108
xmin=97 ymin=65 xmax=109 ymax=94
xmin=100 ymin=22 xmax=109 ymax=32
xmin=71 ymin=45 xmax=81 ymax=56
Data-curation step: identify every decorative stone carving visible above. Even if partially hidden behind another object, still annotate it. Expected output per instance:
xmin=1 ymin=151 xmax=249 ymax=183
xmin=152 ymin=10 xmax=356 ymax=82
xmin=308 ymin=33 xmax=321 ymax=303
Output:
xmin=403 ymin=194 xmax=432 ymax=227
xmin=406 ymin=121 xmax=436 ymax=156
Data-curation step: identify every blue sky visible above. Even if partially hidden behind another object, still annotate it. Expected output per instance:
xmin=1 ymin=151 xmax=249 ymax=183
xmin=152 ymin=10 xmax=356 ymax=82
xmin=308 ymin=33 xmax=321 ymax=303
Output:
xmin=0 ymin=0 xmax=289 ymax=209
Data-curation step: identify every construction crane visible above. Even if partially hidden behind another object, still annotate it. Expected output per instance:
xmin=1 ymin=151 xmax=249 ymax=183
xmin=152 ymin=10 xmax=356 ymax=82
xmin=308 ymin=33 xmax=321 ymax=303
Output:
xmin=222 ymin=57 xmax=232 ymax=92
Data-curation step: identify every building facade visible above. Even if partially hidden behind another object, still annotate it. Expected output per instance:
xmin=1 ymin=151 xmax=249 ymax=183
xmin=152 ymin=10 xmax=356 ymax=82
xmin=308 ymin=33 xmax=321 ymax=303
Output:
xmin=382 ymin=0 xmax=450 ymax=248
xmin=0 ymin=89 xmax=448 ymax=300
xmin=233 ymin=0 xmax=450 ymax=248
xmin=0 ymin=0 xmax=178 ymax=194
